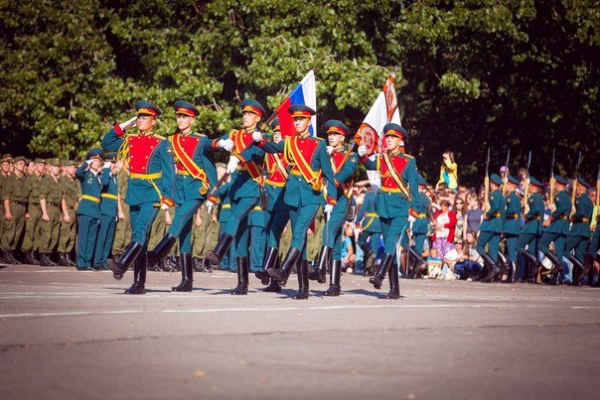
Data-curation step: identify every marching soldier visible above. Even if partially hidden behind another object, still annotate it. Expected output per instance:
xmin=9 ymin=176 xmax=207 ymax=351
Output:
xmin=538 ymin=175 xmax=571 ymax=285
xmin=204 ymin=99 xmax=268 ymax=295
xmin=356 ymin=184 xmax=381 ymax=275
xmin=57 ymin=161 xmax=80 ymax=266
xmin=403 ymin=174 xmax=430 ymax=278
xmin=501 ymin=175 xmax=521 ymax=283
xmin=476 ymin=173 xmax=505 ymax=282
xmin=253 ymin=104 xmax=338 ymax=299
xmin=75 ymin=149 xmax=104 ymax=270
xmin=254 ymin=120 xmax=289 ymax=293
xmin=38 ymin=158 xmax=64 ymax=266
xmin=1 ymin=156 xmax=27 ymax=264
xmin=517 ymin=177 xmax=544 ymax=282
xmin=22 ymin=158 xmax=46 ymax=265
xmin=93 ymin=153 xmax=120 ymax=269
xmin=146 ymin=100 xmax=217 ymax=292
xmin=357 ymin=123 xmax=419 ymax=299
xmin=102 ymin=101 xmax=176 ymax=294
xmin=309 ymin=120 xmax=358 ymax=297
xmin=567 ymin=177 xmax=593 ymax=284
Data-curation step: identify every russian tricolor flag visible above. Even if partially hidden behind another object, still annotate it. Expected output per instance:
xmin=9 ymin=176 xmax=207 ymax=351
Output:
xmin=276 ymin=70 xmax=317 ymax=137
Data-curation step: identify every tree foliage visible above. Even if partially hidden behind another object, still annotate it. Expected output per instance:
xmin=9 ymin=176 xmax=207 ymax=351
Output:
xmin=1 ymin=0 xmax=598 ymax=184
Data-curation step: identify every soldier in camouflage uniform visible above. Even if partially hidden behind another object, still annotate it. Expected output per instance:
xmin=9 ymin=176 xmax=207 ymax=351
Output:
xmin=191 ymin=204 xmax=219 ymax=272
xmin=1 ymin=156 xmax=27 ymax=264
xmin=22 ymin=158 xmax=46 ymax=265
xmin=57 ymin=161 xmax=80 ymax=266
xmin=38 ymin=158 xmax=64 ymax=266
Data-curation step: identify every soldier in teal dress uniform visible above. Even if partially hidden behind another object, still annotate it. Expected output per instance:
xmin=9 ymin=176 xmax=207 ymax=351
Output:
xmin=356 ymin=185 xmax=381 ymax=274
xmin=308 ymin=120 xmax=358 ymax=297
xmin=75 ymin=149 xmax=104 ymax=271
xmin=567 ymin=177 xmax=593 ymax=284
xmin=502 ymin=175 xmax=522 ymax=283
xmin=357 ymin=123 xmax=419 ymax=299
xmin=146 ymin=101 xmax=218 ymax=292
xmin=253 ymin=104 xmax=338 ymax=300
xmin=93 ymin=152 xmax=119 ymax=269
xmin=102 ymin=101 xmax=175 ymax=294
xmin=205 ymin=99 xmax=268 ymax=295
xmin=476 ymin=173 xmax=505 ymax=282
xmin=538 ymin=175 xmax=572 ymax=285
xmin=214 ymin=175 xmax=237 ymax=272
xmin=517 ymin=176 xmax=545 ymax=281
xmin=253 ymin=120 xmax=289 ymax=293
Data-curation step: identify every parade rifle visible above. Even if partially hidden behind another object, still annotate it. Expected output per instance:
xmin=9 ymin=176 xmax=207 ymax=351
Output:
xmin=570 ymin=151 xmax=582 ymax=218
xmin=549 ymin=149 xmax=556 ymax=205
xmin=484 ymin=148 xmax=490 ymax=208
xmin=502 ymin=149 xmax=511 ymax=195
xmin=523 ymin=151 xmax=532 ymax=213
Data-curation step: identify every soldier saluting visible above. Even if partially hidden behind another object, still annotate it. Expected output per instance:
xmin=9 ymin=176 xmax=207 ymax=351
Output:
xmin=102 ymin=102 xmax=175 ymax=294
xmin=357 ymin=123 xmax=419 ymax=299
xmin=252 ymin=104 xmax=338 ymax=300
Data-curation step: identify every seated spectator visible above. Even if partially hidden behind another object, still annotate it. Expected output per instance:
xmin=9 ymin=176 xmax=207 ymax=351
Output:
xmin=426 ymin=247 xmax=443 ymax=279
xmin=453 ymin=232 xmax=483 ymax=280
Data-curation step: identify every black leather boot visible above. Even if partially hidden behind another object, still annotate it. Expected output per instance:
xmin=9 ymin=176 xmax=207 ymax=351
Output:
xmin=386 ymin=262 xmax=401 ymax=299
xmin=497 ymin=252 xmax=508 ymax=276
xmin=508 ymin=261 xmax=517 ymax=283
xmin=125 ymin=251 xmax=147 ymax=294
xmin=205 ymin=233 xmax=234 ymax=265
xmin=323 ymin=259 xmax=342 ymax=296
xmin=263 ymin=254 xmax=282 ymax=292
xmin=56 ymin=253 xmax=68 ymax=266
xmin=292 ymin=259 xmax=309 ymax=300
xmin=172 ymin=253 xmax=193 ymax=292
xmin=147 ymin=233 xmax=177 ymax=269
xmin=543 ymin=250 xmax=563 ymax=285
xmin=107 ymin=241 xmax=143 ymax=280
xmin=65 ymin=252 xmax=76 ymax=266
xmin=7 ymin=251 xmax=22 ymax=265
xmin=3 ymin=251 xmax=15 ymax=265
xmin=268 ymin=247 xmax=301 ymax=286
xmin=255 ymin=247 xmax=278 ymax=285
xmin=24 ymin=250 xmax=39 ymax=265
xmin=231 ymin=256 xmax=249 ymax=295
xmin=40 ymin=253 xmax=57 ymax=267
xmin=569 ymin=255 xmax=585 ymax=285
xmin=369 ymin=253 xmax=394 ymax=289
xmin=309 ymin=245 xmax=331 ymax=284
xmin=408 ymin=247 xmax=423 ymax=279
xmin=480 ymin=253 xmax=500 ymax=282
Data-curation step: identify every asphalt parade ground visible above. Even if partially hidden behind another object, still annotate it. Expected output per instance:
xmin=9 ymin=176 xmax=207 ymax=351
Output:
xmin=0 ymin=264 xmax=599 ymax=400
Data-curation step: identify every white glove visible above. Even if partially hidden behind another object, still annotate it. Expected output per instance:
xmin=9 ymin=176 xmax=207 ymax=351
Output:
xmin=218 ymin=139 xmax=234 ymax=152
xmin=408 ymin=215 xmax=416 ymax=224
xmin=118 ymin=116 xmax=137 ymax=131
xmin=326 ymin=146 xmax=334 ymax=155
xmin=206 ymin=200 xmax=215 ymax=213
xmin=103 ymin=161 xmax=111 ymax=169
xmin=357 ymin=145 xmax=367 ymax=157
xmin=86 ymin=160 xmax=93 ymax=165
xmin=226 ymin=156 xmax=240 ymax=174
xmin=252 ymin=131 xmax=263 ymax=143
xmin=160 ymin=203 xmax=170 ymax=211
xmin=324 ymin=204 xmax=334 ymax=220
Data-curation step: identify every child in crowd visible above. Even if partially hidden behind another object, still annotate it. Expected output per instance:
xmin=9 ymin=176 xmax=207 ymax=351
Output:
xmin=426 ymin=247 xmax=443 ymax=279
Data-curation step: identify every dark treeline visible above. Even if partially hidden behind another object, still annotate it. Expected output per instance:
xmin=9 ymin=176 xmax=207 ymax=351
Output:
xmin=1 ymin=0 xmax=598 ymax=185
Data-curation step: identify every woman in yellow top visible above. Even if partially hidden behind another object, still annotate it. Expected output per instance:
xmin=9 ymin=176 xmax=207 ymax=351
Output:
xmin=436 ymin=151 xmax=458 ymax=191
